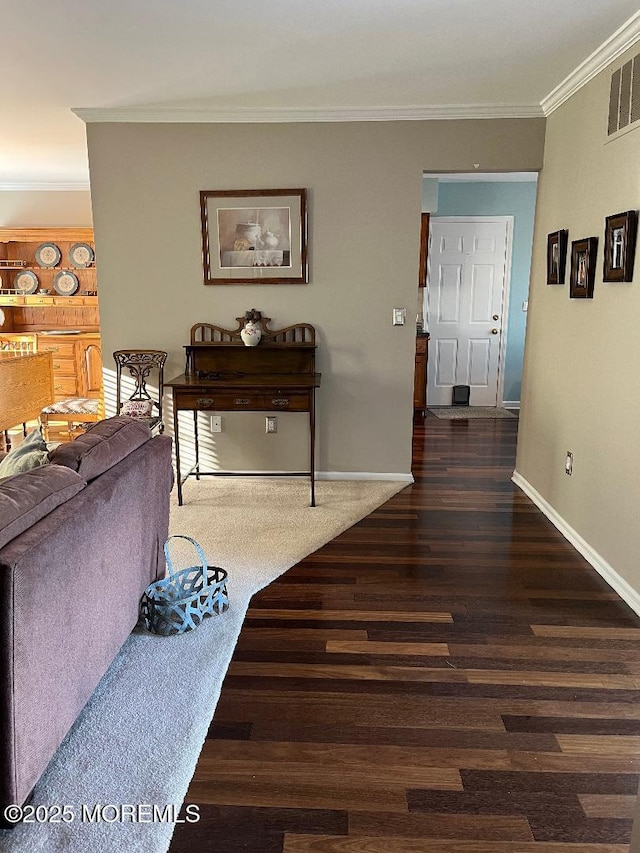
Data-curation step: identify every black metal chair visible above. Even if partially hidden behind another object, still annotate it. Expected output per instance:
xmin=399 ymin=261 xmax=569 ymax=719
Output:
xmin=113 ymin=350 xmax=168 ymax=433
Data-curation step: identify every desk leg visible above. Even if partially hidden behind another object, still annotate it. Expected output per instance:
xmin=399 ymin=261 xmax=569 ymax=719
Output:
xmin=173 ymin=397 xmax=183 ymax=506
xmin=194 ymin=411 xmax=200 ymax=480
xmin=310 ymin=390 xmax=316 ymax=507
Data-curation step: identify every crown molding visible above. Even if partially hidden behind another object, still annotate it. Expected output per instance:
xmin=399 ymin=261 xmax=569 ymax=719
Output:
xmin=542 ymin=10 xmax=640 ymax=116
xmin=0 ymin=182 xmax=90 ymax=191
xmin=72 ymin=103 xmax=543 ymax=124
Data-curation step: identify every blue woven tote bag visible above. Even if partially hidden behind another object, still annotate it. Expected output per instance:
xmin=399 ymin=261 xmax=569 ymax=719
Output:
xmin=140 ymin=535 xmax=229 ymax=636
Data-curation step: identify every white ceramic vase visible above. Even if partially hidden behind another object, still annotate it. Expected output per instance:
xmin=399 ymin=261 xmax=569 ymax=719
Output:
xmin=240 ymin=321 xmax=262 ymax=347
xmin=263 ymin=230 xmax=279 ymax=249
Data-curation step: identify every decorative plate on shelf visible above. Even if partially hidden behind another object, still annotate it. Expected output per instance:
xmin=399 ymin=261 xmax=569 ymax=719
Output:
xmin=68 ymin=242 xmax=94 ymax=268
xmin=14 ymin=270 xmax=39 ymax=294
xmin=53 ymin=270 xmax=80 ymax=296
xmin=35 ymin=242 xmax=61 ymax=268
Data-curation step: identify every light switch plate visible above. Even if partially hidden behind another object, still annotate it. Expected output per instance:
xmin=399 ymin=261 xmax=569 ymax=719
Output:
xmin=393 ymin=308 xmax=406 ymax=326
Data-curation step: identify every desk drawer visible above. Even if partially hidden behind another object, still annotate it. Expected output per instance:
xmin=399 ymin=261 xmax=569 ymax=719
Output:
xmin=53 ymin=376 xmax=79 ymax=397
xmin=52 ymin=356 xmax=76 ymax=375
xmin=38 ymin=340 xmax=76 ymax=358
xmin=174 ymin=391 xmax=310 ymax=412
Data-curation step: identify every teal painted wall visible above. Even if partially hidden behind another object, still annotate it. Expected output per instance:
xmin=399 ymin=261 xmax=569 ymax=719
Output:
xmin=433 ymin=180 xmax=538 ymax=404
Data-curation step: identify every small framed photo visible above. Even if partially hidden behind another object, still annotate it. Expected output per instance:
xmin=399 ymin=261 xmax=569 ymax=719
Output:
xmin=200 ymin=188 xmax=308 ymax=285
xmin=570 ymin=237 xmax=598 ymax=299
xmin=547 ymin=229 xmax=568 ymax=284
xmin=603 ymin=210 xmax=637 ymax=282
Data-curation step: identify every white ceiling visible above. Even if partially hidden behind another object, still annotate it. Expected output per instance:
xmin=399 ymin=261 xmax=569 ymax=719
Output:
xmin=2 ymin=1 xmax=639 ymax=188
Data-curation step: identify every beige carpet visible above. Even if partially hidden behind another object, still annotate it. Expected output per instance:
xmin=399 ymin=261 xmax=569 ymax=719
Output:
xmin=0 ymin=477 xmax=407 ymax=853
xmin=428 ymin=406 xmax=517 ymax=419
xmin=169 ymin=476 xmax=408 ymax=596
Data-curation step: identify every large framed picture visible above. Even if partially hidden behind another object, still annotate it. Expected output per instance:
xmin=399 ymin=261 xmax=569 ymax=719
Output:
xmin=603 ymin=209 xmax=637 ymax=282
xmin=569 ymin=237 xmax=598 ymax=299
xmin=200 ymin=188 xmax=308 ymax=285
xmin=546 ymin=229 xmax=568 ymax=284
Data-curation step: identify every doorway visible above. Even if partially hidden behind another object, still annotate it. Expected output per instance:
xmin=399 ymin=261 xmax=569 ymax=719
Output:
xmin=421 ymin=172 xmax=538 ymax=409
xmin=426 ymin=216 xmax=511 ymax=406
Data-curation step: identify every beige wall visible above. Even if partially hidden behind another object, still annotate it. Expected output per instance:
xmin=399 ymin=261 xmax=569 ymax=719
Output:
xmin=0 ymin=191 xmax=92 ymax=227
xmin=516 ymin=48 xmax=640 ymax=589
xmin=86 ymin=118 xmax=544 ymax=475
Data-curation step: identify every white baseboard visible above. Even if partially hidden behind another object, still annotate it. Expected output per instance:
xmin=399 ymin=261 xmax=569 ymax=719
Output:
xmin=178 ymin=467 xmax=413 ymax=483
xmin=501 ymin=400 xmax=521 ymax=409
xmin=318 ymin=471 xmax=414 ymax=483
xmin=512 ymin=470 xmax=640 ymax=618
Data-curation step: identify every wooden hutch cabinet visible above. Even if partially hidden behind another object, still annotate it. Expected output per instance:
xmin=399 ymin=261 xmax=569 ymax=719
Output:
xmin=0 ymin=228 xmax=102 ymax=405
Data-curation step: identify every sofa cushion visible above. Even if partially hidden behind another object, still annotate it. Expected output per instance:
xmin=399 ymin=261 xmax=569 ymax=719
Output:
xmin=0 ymin=464 xmax=86 ymax=550
xmin=49 ymin=416 xmax=152 ymax=482
xmin=0 ymin=428 xmax=49 ymax=479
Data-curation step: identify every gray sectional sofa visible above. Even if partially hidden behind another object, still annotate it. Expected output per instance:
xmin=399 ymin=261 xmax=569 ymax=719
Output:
xmin=0 ymin=417 xmax=173 ymax=811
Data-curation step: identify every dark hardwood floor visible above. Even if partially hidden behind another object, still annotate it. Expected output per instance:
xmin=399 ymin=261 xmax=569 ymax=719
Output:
xmin=170 ymin=415 xmax=640 ymax=852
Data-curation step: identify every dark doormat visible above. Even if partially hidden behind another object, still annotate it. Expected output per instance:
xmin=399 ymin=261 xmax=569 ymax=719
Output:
xmin=428 ymin=407 xmax=518 ymax=419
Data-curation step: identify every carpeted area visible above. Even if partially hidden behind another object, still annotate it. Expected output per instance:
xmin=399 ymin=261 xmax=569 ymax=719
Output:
xmin=0 ymin=477 xmax=406 ymax=853
xmin=428 ymin=406 xmax=517 ymax=419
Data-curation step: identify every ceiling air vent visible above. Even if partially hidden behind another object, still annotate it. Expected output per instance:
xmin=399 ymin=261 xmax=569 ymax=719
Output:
xmin=608 ymin=52 xmax=640 ymax=138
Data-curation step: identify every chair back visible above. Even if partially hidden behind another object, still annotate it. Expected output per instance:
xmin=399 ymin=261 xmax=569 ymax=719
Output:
xmin=113 ymin=350 xmax=168 ymax=431
xmin=0 ymin=334 xmax=38 ymax=354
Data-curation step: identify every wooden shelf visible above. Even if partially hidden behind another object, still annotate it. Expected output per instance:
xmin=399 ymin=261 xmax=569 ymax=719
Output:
xmin=0 ymin=294 xmax=98 ymax=307
xmin=0 ymin=227 xmax=94 ymax=243
xmin=2 ymin=265 xmax=95 ymax=272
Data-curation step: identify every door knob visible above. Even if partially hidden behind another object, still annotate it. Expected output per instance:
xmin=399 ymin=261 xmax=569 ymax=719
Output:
xmin=491 ymin=328 xmax=499 ymax=335
xmin=492 ymin=314 xmax=499 ymax=321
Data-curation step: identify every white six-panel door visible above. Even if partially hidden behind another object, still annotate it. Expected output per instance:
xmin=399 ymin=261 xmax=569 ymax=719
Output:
xmin=426 ymin=217 xmax=510 ymax=407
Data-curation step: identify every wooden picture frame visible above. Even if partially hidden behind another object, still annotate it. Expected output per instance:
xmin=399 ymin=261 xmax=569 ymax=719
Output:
xmin=200 ymin=188 xmax=308 ymax=285
xmin=603 ymin=209 xmax=637 ymax=282
xmin=569 ymin=237 xmax=598 ymax=299
xmin=547 ymin=229 xmax=568 ymax=284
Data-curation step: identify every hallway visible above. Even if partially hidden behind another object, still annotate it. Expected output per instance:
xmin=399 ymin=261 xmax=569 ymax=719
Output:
xmin=171 ymin=416 xmax=639 ymax=852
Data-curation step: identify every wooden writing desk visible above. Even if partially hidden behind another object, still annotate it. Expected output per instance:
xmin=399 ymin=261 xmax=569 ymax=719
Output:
xmin=166 ymin=319 xmax=321 ymax=506
xmin=0 ymin=351 xmax=54 ymax=445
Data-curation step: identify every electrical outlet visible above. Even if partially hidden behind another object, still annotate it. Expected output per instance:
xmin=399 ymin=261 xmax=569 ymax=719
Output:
xmin=565 ymin=451 xmax=573 ymax=476
xmin=266 ymin=416 xmax=277 ymax=434
xmin=392 ymin=308 xmax=406 ymax=326
xmin=211 ymin=415 xmax=222 ymax=433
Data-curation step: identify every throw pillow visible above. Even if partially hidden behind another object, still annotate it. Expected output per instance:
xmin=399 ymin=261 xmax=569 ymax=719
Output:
xmin=0 ymin=427 xmax=49 ymax=478
xmin=121 ymin=400 xmax=153 ymax=419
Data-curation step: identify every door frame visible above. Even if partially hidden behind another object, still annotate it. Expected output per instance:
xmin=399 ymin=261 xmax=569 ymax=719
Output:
xmin=424 ymin=215 xmax=514 ymax=407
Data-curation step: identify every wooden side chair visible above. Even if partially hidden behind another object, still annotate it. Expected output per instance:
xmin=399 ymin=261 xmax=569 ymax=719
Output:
xmin=40 ymin=397 xmax=103 ymax=442
xmin=0 ymin=334 xmax=39 ymax=447
xmin=113 ymin=350 xmax=167 ymax=433
xmin=0 ymin=333 xmax=38 ymax=354
xmin=40 ymin=340 xmax=104 ymax=441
